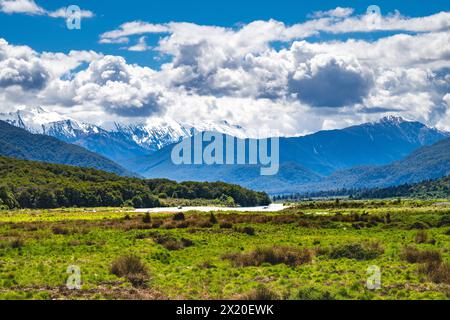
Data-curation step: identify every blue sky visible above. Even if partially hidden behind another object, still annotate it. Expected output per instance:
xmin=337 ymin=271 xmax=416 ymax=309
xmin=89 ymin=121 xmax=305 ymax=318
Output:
xmin=2 ymin=0 xmax=449 ymax=68
xmin=0 ymin=0 xmax=449 ymax=136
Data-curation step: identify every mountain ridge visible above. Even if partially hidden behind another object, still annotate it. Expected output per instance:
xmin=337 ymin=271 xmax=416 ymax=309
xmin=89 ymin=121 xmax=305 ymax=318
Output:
xmin=0 ymin=120 xmax=133 ymax=177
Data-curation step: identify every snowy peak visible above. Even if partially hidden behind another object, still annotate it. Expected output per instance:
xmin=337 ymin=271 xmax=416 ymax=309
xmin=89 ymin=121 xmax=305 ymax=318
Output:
xmin=43 ymin=119 xmax=105 ymax=139
xmin=0 ymin=107 xmax=69 ymax=134
xmin=113 ymin=119 xmax=190 ymax=152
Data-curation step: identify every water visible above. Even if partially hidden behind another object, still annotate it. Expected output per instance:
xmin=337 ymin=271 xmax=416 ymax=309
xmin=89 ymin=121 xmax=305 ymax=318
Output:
xmin=135 ymin=203 xmax=287 ymax=213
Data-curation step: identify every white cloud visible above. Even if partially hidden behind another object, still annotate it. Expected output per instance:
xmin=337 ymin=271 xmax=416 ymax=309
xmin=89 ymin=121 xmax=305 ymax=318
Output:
xmin=311 ymin=7 xmax=354 ymax=18
xmin=1 ymin=8 xmax=450 ymax=135
xmin=100 ymin=10 xmax=450 ymax=46
xmin=47 ymin=7 xmax=94 ymax=19
xmin=127 ymin=36 xmax=151 ymax=52
xmin=0 ymin=0 xmax=94 ymax=19
xmin=100 ymin=21 xmax=171 ymax=43
xmin=0 ymin=0 xmax=44 ymax=15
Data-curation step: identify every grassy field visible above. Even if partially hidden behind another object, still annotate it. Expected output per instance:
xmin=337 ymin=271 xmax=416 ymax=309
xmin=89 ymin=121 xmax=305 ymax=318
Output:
xmin=0 ymin=200 xmax=449 ymax=300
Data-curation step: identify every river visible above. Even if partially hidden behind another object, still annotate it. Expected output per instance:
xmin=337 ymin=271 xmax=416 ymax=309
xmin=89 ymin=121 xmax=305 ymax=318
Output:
xmin=135 ymin=203 xmax=287 ymax=213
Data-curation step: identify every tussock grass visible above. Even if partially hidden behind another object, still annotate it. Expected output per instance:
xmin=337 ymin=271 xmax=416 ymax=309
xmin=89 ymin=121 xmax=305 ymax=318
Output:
xmin=110 ymin=255 xmax=149 ymax=287
xmin=401 ymin=246 xmax=442 ymax=264
xmin=243 ymin=285 xmax=280 ymax=300
xmin=223 ymin=246 xmax=314 ymax=267
xmin=419 ymin=261 xmax=450 ymax=284
xmin=327 ymin=242 xmax=384 ymax=260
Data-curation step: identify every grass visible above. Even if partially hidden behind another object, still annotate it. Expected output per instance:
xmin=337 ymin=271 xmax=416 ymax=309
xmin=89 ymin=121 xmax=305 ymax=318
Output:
xmin=223 ymin=246 xmax=314 ymax=267
xmin=0 ymin=200 xmax=449 ymax=300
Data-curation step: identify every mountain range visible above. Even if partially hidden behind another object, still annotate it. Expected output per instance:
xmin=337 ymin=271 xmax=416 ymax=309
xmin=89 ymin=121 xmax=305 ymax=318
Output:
xmin=0 ymin=107 xmax=247 ymax=164
xmin=1 ymin=107 xmax=449 ymax=194
xmin=125 ymin=117 xmax=449 ymax=193
xmin=0 ymin=120 xmax=131 ymax=176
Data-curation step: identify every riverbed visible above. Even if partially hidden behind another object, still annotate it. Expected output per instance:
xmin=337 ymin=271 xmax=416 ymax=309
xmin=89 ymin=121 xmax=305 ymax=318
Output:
xmin=135 ymin=203 xmax=287 ymax=213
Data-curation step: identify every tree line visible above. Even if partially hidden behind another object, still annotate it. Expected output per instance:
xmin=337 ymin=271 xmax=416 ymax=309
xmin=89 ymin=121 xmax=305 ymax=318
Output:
xmin=0 ymin=156 xmax=271 ymax=209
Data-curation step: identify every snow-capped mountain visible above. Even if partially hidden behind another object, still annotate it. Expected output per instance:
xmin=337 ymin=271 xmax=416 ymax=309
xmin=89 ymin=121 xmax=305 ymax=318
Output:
xmin=113 ymin=119 xmax=191 ymax=152
xmin=0 ymin=107 xmax=249 ymax=164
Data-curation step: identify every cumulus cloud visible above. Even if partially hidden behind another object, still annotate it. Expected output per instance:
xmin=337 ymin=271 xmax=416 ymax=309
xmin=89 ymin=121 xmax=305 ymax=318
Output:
xmin=0 ymin=0 xmax=94 ymax=19
xmin=1 ymin=7 xmax=450 ymax=135
xmin=0 ymin=0 xmax=44 ymax=15
xmin=100 ymin=10 xmax=450 ymax=46
xmin=311 ymin=7 xmax=354 ymax=18
xmin=288 ymin=55 xmax=373 ymax=107
xmin=0 ymin=57 xmax=48 ymax=90
xmin=0 ymin=38 xmax=49 ymax=90
xmin=127 ymin=36 xmax=151 ymax=52
xmin=66 ymin=56 xmax=166 ymax=117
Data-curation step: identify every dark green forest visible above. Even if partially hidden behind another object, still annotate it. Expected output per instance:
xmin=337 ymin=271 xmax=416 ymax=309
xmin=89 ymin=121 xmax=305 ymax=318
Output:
xmin=0 ymin=156 xmax=270 ymax=209
xmin=273 ymin=175 xmax=450 ymax=201
xmin=356 ymin=175 xmax=450 ymax=199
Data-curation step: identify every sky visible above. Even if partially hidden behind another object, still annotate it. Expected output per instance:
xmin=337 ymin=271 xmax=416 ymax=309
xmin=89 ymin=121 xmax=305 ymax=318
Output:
xmin=0 ymin=0 xmax=449 ymax=136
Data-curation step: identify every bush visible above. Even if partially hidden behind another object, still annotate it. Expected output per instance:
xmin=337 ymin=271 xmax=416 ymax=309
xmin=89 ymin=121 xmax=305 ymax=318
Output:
xmin=152 ymin=233 xmax=194 ymax=251
xmin=209 ymin=213 xmax=218 ymax=224
xmin=224 ymin=246 xmax=313 ymax=267
xmin=401 ymin=246 xmax=442 ymax=264
xmin=409 ymin=221 xmax=430 ymax=230
xmin=173 ymin=213 xmax=185 ymax=221
xmin=418 ymin=261 xmax=450 ymax=284
xmin=414 ymin=230 xmax=428 ymax=244
xmin=110 ymin=254 xmax=149 ymax=287
xmin=328 ymin=243 xmax=383 ymax=260
xmin=220 ymin=222 xmax=233 ymax=229
xmin=437 ymin=215 xmax=450 ymax=227
xmin=10 ymin=239 xmax=24 ymax=249
xmin=52 ymin=226 xmax=70 ymax=235
xmin=243 ymin=285 xmax=280 ymax=300
xmin=297 ymin=287 xmax=336 ymax=300
xmin=235 ymin=226 xmax=255 ymax=235
xmin=142 ymin=212 xmax=151 ymax=224
xmin=198 ymin=221 xmax=213 ymax=228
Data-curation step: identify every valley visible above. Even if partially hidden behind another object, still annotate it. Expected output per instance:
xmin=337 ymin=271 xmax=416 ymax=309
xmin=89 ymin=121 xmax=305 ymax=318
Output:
xmin=0 ymin=200 xmax=448 ymax=300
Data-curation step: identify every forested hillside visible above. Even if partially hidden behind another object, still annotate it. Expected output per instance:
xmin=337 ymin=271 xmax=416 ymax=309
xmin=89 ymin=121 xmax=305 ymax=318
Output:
xmin=0 ymin=156 xmax=270 ymax=209
xmin=357 ymin=175 xmax=450 ymax=199
xmin=0 ymin=120 xmax=131 ymax=176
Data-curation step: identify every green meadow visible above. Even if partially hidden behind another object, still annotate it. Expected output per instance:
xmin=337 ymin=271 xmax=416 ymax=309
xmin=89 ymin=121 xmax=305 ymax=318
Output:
xmin=0 ymin=200 xmax=449 ymax=300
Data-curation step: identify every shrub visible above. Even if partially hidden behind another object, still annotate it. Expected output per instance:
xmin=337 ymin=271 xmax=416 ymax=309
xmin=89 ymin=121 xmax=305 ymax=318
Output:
xmin=110 ymin=255 xmax=149 ymax=287
xmin=209 ymin=213 xmax=218 ymax=224
xmin=224 ymin=246 xmax=314 ymax=267
xmin=151 ymin=221 xmax=162 ymax=229
xmin=385 ymin=213 xmax=391 ymax=224
xmin=10 ymin=239 xmax=24 ymax=249
xmin=414 ymin=230 xmax=428 ymax=244
xmin=401 ymin=246 xmax=442 ymax=264
xmin=161 ymin=240 xmax=183 ymax=251
xmin=297 ymin=287 xmax=336 ymax=300
xmin=142 ymin=212 xmax=151 ymax=224
xmin=152 ymin=233 xmax=194 ymax=251
xmin=418 ymin=261 xmax=450 ymax=284
xmin=235 ymin=226 xmax=255 ymax=235
xmin=173 ymin=213 xmax=185 ymax=221
xmin=409 ymin=221 xmax=430 ymax=230
xmin=445 ymin=229 xmax=450 ymax=236
xmin=328 ymin=243 xmax=383 ymax=260
xmin=198 ymin=221 xmax=213 ymax=228
xmin=243 ymin=285 xmax=280 ymax=300
xmin=52 ymin=226 xmax=70 ymax=235
xmin=219 ymin=222 xmax=233 ymax=229
xmin=181 ymin=238 xmax=194 ymax=247
xmin=437 ymin=215 xmax=450 ymax=227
